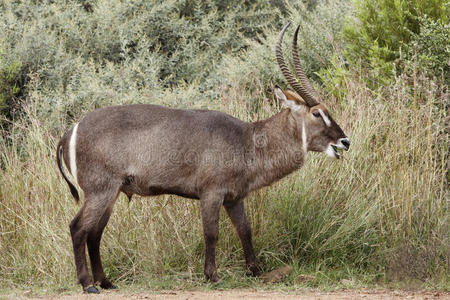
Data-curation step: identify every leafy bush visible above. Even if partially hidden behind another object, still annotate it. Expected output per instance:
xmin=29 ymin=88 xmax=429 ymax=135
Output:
xmin=0 ymin=0 xmax=287 ymax=127
xmin=406 ymin=16 xmax=450 ymax=83
xmin=0 ymin=55 xmax=27 ymax=127
xmin=2 ymin=0 xmax=281 ymax=87
xmin=343 ymin=0 xmax=448 ymax=84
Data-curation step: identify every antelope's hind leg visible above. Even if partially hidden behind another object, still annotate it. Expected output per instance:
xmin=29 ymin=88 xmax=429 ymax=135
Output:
xmin=69 ymin=188 xmax=119 ymax=293
xmin=87 ymin=205 xmax=117 ymax=290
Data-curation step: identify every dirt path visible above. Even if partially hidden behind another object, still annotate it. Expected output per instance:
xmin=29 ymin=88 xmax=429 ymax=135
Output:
xmin=29 ymin=289 xmax=448 ymax=300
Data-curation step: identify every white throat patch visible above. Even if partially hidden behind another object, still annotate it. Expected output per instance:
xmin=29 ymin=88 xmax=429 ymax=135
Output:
xmin=318 ymin=109 xmax=331 ymax=127
xmin=325 ymin=144 xmax=337 ymax=158
xmin=69 ymin=123 xmax=79 ymax=184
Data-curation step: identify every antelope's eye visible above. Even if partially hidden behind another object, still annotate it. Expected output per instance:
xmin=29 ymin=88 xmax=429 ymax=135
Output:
xmin=312 ymin=111 xmax=320 ymax=118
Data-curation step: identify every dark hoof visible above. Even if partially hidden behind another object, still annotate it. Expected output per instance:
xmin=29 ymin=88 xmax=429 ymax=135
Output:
xmin=246 ymin=264 xmax=262 ymax=277
xmin=205 ymin=273 xmax=220 ymax=282
xmin=101 ymin=283 xmax=118 ymax=290
xmin=85 ymin=286 xmax=100 ymax=294
xmin=100 ymin=280 xmax=118 ymax=289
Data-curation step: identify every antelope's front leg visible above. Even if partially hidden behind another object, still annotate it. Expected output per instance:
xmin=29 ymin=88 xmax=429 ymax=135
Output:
xmin=224 ymin=200 xmax=260 ymax=276
xmin=200 ymin=192 xmax=223 ymax=282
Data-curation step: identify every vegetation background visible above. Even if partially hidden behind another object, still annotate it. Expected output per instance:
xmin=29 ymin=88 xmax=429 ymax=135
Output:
xmin=0 ymin=0 xmax=448 ymax=294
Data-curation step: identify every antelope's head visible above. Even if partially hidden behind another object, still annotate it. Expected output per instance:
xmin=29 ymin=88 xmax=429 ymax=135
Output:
xmin=274 ymin=22 xmax=350 ymax=159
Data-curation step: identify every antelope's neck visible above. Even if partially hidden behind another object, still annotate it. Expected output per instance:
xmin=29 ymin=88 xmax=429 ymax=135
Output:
xmin=248 ymin=109 xmax=306 ymax=191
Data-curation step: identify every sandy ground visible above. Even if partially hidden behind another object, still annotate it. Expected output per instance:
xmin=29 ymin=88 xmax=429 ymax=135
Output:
xmin=23 ymin=289 xmax=448 ymax=300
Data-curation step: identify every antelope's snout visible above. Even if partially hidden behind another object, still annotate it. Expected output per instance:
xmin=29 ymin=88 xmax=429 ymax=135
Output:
xmin=338 ymin=138 xmax=350 ymax=151
xmin=325 ymin=137 xmax=350 ymax=159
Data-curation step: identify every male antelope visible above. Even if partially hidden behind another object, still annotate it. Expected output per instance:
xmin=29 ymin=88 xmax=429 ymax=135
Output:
xmin=56 ymin=23 xmax=350 ymax=293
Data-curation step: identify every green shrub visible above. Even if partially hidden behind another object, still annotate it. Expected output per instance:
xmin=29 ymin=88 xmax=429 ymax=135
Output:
xmin=0 ymin=0 xmax=286 ymax=126
xmin=343 ymin=0 xmax=448 ymax=84
xmin=406 ymin=16 xmax=450 ymax=83
xmin=7 ymin=0 xmax=281 ymax=86
xmin=0 ymin=55 xmax=27 ymax=127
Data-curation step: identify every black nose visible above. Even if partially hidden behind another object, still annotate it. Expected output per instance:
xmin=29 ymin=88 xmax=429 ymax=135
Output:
xmin=340 ymin=138 xmax=350 ymax=150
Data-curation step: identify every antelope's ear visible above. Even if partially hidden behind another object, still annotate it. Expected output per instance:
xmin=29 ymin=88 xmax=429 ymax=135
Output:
xmin=274 ymin=87 xmax=302 ymax=111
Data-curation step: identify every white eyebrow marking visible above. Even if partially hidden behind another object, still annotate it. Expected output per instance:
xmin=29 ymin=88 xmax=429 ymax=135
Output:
xmin=302 ymin=120 xmax=307 ymax=154
xmin=318 ymin=109 xmax=331 ymax=127
xmin=69 ymin=123 xmax=79 ymax=184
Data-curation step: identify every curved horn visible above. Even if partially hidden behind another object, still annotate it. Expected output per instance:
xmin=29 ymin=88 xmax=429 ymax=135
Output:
xmin=276 ymin=22 xmax=319 ymax=107
xmin=292 ymin=25 xmax=319 ymax=103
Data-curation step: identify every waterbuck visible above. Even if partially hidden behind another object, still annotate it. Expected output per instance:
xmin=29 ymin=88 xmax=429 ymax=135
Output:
xmin=56 ymin=23 xmax=350 ymax=293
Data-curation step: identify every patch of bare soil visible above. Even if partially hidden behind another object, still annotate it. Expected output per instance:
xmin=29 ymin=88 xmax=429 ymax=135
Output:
xmin=29 ymin=289 xmax=448 ymax=300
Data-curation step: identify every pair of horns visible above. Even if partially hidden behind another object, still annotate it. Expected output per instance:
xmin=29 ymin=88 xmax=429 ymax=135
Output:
xmin=276 ymin=22 xmax=319 ymax=107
